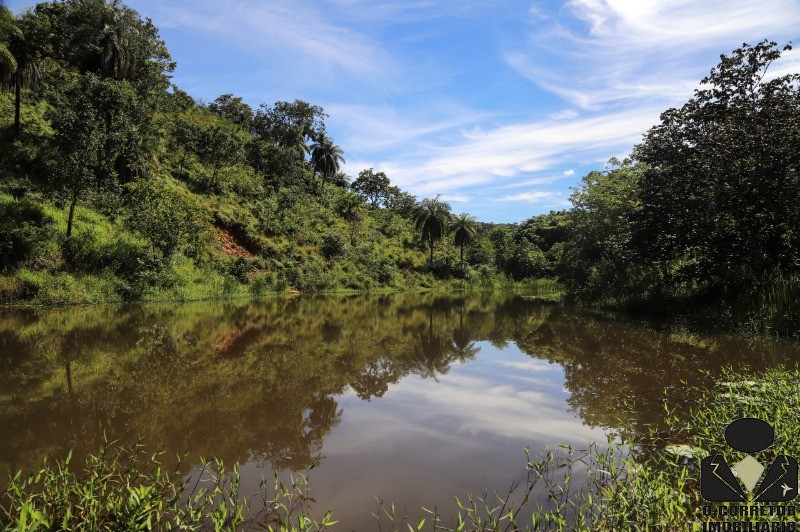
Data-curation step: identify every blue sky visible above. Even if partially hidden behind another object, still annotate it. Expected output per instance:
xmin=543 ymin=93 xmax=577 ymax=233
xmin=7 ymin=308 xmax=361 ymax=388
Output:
xmin=8 ymin=0 xmax=800 ymax=222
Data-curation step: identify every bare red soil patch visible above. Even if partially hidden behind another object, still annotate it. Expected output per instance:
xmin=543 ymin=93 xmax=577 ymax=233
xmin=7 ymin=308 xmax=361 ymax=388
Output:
xmin=215 ymin=227 xmax=254 ymax=259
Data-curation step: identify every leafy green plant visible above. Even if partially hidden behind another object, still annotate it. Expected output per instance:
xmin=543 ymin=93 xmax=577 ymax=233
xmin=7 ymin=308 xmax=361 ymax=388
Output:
xmin=319 ymin=232 xmax=347 ymax=259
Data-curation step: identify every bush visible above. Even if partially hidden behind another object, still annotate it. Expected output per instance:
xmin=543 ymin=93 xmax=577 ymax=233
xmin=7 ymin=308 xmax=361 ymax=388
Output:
xmin=249 ymin=272 xmax=273 ymax=297
xmin=319 ymin=232 xmax=347 ymax=259
xmin=373 ymin=257 xmax=398 ymax=285
xmin=451 ymin=262 xmax=473 ymax=280
xmin=284 ymin=259 xmax=334 ymax=292
xmin=229 ymin=256 xmax=252 ymax=284
xmin=0 ymin=198 xmax=54 ymax=271
xmin=62 ymin=232 xmax=155 ymax=278
xmin=126 ymin=180 xmax=205 ymax=258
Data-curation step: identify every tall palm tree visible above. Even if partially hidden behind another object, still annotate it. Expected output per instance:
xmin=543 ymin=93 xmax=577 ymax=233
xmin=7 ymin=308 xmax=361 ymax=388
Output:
xmin=414 ymin=195 xmax=452 ymax=268
xmin=0 ymin=3 xmax=19 ymax=133
xmin=98 ymin=1 xmax=136 ymax=80
xmin=0 ymin=3 xmax=15 ymax=78
xmin=1 ymin=8 xmax=48 ymax=137
xmin=310 ymin=133 xmax=345 ymax=191
xmin=451 ymin=213 xmax=477 ymax=266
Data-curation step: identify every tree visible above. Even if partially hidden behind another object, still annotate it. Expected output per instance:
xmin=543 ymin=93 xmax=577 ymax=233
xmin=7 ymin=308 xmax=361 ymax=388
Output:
xmin=335 ymin=190 xmax=365 ymax=245
xmin=0 ymin=3 xmax=18 ymax=125
xmin=252 ymin=99 xmax=326 ymax=154
xmin=351 ymin=168 xmax=390 ymax=206
xmin=414 ymin=195 xmax=452 ymax=268
xmin=55 ymin=0 xmax=174 ymax=86
xmin=450 ymin=213 xmax=477 ymax=265
xmin=309 ymin=133 xmax=345 ymax=191
xmin=174 ymin=109 xmax=245 ymax=191
xmin=209 ymin=93 xmax=253 ymax=130
xmin=557 ymin=159 xmax=647 ymax=299
xmin=634 ymin=40 xmax=800 ymax=291
xmin=2 ymin=7 xmax=50 ymax=137
xmin=384 ymin=186 xmax=417 ymax=218
xmin=126 ymin=179 xmax=202 ymax=258
xmin=49 ymin=75 xmax=103 ymax=237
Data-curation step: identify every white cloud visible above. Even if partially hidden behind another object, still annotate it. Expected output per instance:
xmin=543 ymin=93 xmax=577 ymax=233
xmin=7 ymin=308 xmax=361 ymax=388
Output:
xmin=372 ymin=106 xmax=659 ymax=197
xmin=563 ymin=169 xmax=575 ymax=176
xmin=507 ymin=0 xmax=800 ymax=109
xmin=152 ymin=0 xmax=396 ymax=79
xmin=442 ymin=193 xmax=471 ymax=203
xmin=498 ymin=191 xmax=563 ymax=204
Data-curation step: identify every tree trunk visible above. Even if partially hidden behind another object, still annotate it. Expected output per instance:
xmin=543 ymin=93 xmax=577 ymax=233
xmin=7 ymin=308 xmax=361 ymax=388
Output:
xmin=430 ymin=240 xmax=434 ymax=268
xmin=66 ymin=194 xmax=78 ymax=237
xmin=460 ymin=244 xmax=464 ymax=265
xmin=13 ymin=78 xmax=21 ymax=137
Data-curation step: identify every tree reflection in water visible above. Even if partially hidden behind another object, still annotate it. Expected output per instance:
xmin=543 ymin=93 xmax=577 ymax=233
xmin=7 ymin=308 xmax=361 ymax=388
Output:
xmin=0 ymin=293 xmax=796 ymax=478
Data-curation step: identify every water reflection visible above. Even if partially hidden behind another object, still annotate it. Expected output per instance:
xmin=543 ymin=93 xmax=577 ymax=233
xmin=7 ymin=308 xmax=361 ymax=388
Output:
xmin=0 ymin=293 xmax=797 ymax=523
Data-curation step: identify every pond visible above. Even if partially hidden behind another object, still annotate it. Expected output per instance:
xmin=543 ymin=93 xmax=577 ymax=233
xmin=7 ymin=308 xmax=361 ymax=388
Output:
xmin=0 ymin=292 xmax=797 ymax=527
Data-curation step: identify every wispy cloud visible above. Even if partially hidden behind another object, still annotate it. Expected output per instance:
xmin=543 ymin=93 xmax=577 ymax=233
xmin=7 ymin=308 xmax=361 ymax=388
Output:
xmin=498 ymin=191 xmax=565 ymax=204
xmin=506 ymin=0 xmax=800 ymax=109
xmin=151 ymin=0 xmax=396 ymax=79
xmin=367 ymin=106 xmax=659 ymax=197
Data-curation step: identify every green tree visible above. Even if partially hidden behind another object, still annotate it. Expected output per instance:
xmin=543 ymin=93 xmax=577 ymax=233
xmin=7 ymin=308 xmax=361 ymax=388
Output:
xmin=450 ymin=213 xmax=477 ymax=265
xmin=252 ymin=99 xmax=326 ymax=155
xmin=558 ymin=159 xmax=648 ymax=299
xmin=125 ymin=179 xmax=203 ymax=258
xmin=55 ymin=0 xmax=174 ymax=86
xmin=335 ymin=190 xmax=365 ymax=245
xmin=174 ymin=109 xmax=245 ymax=191
xmin=208 ymin=93 xmax=253 ymax=130
xmin=384 ymin=186 xmax=418 ymax=217
xmin=3 ymin=7 xmax=50 ymax=137
xmin=351 ymin=168 xmax=390 ymax=206
xmin=0 ymin=3 xmax=19 ymax=127
xmin=634 ymin=40 xmax=800 ymax=292
xmin=48 ymin=75 xmax=104 ymax=237
xmin=309 ymin=133 xmax=345 ymax=191
xmin=414 ymin=195 xmax=451 ymax=268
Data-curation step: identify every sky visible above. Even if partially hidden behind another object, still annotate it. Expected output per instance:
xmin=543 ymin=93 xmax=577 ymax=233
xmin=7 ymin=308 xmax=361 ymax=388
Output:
xmin=8 ymin=0 xmax=800 ymax=222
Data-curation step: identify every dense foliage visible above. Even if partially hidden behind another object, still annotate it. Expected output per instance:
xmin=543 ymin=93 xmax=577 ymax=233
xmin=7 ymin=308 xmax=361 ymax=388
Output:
xmin=0 ymin=0 xmax=547 ymax=304
xmin=534 ymin=41 xmax=800 ymax=334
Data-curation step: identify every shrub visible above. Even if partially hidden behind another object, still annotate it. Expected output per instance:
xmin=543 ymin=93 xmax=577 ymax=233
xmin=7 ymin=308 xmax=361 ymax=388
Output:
xmin=126 ymin=180 xmax=205 ymax=258
xmin=319 ymin=232 xmax=347 ymax=259
xmin=451 ymin=262 xmax=473 ymax=281
xmin=372 ymin=257 xmax=398 ymax=285
xmin=284 ymin=259 xmax=333 ymax=292
xmin=250 ymin=272 xmax=273 ymax=297
xmin=229 ymin=256 xmax=252 ymax=284
xmin=0 ymin=198 xmax=54 ymax=271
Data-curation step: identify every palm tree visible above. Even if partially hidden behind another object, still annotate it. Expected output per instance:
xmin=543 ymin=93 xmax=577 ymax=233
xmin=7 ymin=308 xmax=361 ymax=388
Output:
xmin=98 ymin=1 xmax=136 ymax=80
xmin=411 ymin=307 xmax=454 ymax=381
xmin=310 ymin=133 xmax=345 ymax=191
xmin=0 ymin=4 xmax=15 ymax=79
xmin=0 ymin=3 xmax=19 ymax=133
xmin=451 ymin=212 xmax=477 ymax=266
xmin=1 ymin=8 xmax=47 ymax=137
xmin=414 ymin=195 xmax=452 ymax=268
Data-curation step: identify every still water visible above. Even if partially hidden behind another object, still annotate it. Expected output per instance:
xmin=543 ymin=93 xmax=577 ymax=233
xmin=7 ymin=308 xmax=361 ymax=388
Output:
xmin=0 ymin=292 xmax=797 ymax=527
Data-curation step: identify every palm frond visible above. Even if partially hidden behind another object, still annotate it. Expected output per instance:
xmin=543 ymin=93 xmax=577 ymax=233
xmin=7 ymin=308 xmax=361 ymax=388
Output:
xmin=0 ymin=44 xmax=17 ymax=86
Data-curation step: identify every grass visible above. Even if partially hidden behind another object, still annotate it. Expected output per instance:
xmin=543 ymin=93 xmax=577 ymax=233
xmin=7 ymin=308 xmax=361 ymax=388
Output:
xmin=2 ymin=366 xmax=796 ymax=530
xmin=0 ymin=439 xmax=339 ymax=531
